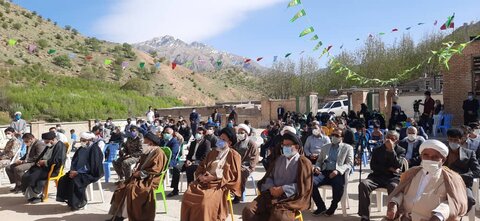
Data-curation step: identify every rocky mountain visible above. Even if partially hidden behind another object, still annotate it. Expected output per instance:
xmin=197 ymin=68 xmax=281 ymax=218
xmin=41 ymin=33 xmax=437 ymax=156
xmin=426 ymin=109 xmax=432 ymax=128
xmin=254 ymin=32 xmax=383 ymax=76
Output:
xmin=133 ymin=36 xmax=266 ymax=73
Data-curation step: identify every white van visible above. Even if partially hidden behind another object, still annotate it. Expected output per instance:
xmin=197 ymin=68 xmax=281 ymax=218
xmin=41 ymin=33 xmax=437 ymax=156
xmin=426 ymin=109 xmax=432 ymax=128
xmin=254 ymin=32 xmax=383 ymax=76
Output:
xmin=318 ymin=99 xmax=349 ymax=116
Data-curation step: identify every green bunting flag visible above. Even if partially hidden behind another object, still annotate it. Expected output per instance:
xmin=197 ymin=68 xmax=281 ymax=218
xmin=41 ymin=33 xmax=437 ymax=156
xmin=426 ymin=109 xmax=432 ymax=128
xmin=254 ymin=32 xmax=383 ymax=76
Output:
xmin=104 ymin=59 xmax=112 ymax=65
xmin=313 ymin=41 xmax=323 ymax=51
xmin=216 ymin=60 xmax=222 ymax=67
xmin=299 ymin=27 xmax=314 ymax=37
xmin=185 ymin=61 xmax=192 ymax=68
xmin=8 ymin=39 xmax=17 ymax=46
xmin=287 ymin=0 xmax=301 ymax=8
xmin=310 ymin=35 xmax=319 ymax=41
xmin=379 ymin=32 xmax=386 ymax=35
xmin=139 ymin=62 xmax=145 ymax=69
xmin=47 ymin=49 xmax=56 ymax=54
xmin=285 ymin=53 xmax=292 ymax=58
xmin=290 ymin=9 xmax=306 ymax=22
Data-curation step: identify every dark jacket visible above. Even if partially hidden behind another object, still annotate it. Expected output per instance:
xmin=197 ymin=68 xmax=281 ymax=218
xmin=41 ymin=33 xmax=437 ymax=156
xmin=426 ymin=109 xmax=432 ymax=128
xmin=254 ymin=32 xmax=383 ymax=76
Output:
xmin=211 ymin=112 xmax=222 ymax=124
xmin=122 ymin=136 xmax=143 ymax=158
xmin=21 ymin=140 xmax=46 ymax=163
xmin=369 ymin=144 xmax=406 ymax=179
xmin=398 ymin=138 xmax=424 ymax=167
xmin=445 ymin=147 xmax=480 ymax=188
xmin=189 ymin=112 xmax=200 ymax=124
xmin=186 ymin=139 xmax=211 ymax=163
xmin=343 ymin=128 xmax=355 ymax=146
xmin=179 ymin=126 xmax=192 ymax=142
xmin=162 ymin=137 xmax=180 ymax=167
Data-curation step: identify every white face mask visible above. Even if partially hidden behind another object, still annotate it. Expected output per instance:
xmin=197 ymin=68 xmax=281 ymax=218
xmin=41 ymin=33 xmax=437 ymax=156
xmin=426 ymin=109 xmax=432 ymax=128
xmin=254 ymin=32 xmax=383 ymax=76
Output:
xmin=338 ymin=124 xmax=345 ymax=129
xmin=195 ymin=133 xmax=203 ymax=140
xmin=407 ymin=134 xmax=417 ymax=142
xmin=331 ymin=136 xmax=341 ymax=145
xmin=80 ymin=141 xmax=88 ymax=148
xmin=5 ymin=134 xmax=13 ymax=140
xmin=237 ymin=133 xmax=247 ymax=141
xmin=312 ymin=129 xmax=321 ymax=136
xmin=421 ymin=159 xmax=442 ymax=174
xmin=475 ymin=129 xmax=480 ymax=135
xmin=449 ymin=142 xmax=461 ymax=150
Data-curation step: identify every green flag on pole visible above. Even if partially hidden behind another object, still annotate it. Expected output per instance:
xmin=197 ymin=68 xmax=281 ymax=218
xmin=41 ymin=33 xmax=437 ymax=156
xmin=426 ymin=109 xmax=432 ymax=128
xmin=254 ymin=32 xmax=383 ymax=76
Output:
xmin=287 ymin=0 xmax=301 ymax=8
xmin=47 ymin=49 xmax=56 ymax=54
xmin=313 ymin=41 xmax=323 ymax=51
xmin=299 ymin=27 xmax=314 ymax=37
xmin=8 ymin=39 xmax=17 ymax=46
xmin=139 ymin=62 xmax=145 ymax=68
xmin=290 ymin=9 xmax=306 ymax=22
xmin=104 ymin=59 xmax=112 ymax=65
xmin=310 ymin=35 xmax=319 ymax=41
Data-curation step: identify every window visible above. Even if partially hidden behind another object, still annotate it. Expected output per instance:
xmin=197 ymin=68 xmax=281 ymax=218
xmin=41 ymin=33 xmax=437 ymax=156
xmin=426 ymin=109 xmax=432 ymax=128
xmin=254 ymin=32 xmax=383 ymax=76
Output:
xmin=425 ymin=80 xmax=430 ymax=90
xmin=343 ymin=100 xmax=349 ymax=106
xmin=322 ymin=102 xmax=333 ymax=109
xmin=331 ymin=102 xmax=342 ymax=108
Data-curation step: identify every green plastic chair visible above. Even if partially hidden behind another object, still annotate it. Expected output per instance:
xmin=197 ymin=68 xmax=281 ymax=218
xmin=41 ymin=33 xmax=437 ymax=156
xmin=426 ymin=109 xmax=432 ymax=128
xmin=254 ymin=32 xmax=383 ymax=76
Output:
xmin=154 ymin=147 xmax=172 ymax=214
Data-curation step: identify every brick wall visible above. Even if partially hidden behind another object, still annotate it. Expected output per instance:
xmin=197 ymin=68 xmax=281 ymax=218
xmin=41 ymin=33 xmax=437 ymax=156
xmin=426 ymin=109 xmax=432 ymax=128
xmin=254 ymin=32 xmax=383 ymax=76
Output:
xmin=444 ymin=41 xmax=480 ymax=126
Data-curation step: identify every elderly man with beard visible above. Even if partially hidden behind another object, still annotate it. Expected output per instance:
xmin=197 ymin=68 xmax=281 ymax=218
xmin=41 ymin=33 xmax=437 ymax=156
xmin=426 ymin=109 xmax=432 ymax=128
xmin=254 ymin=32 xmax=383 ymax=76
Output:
xmin=386 ymin=140 xmax=468 ymax=221
xmin=232 ymin=123 xmax=259 ymax=203
xmin=56 ymin=132 xmax=104 ymax=211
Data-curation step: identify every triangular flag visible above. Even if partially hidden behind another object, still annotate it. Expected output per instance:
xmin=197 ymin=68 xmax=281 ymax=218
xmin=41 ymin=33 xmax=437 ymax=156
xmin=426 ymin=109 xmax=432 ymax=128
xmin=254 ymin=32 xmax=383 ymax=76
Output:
xmin=185 ymin=61 xmax=192 ymax=68
xmin=299 ymin=27 xmax=314 ymax=37
xmin=339 ymin=45 xmax=344 ymax=49
xmin=216 ymin=60 xmax=222 ymax=67
xmin=171 ymin=62 xmax=177 ymax=70
xmin=68 ymin=53 xmax=76 ymax=59
xmin=104 ymin=59 xmax=112 ymax=65
xmin=391 ymin=28 xmax=398 ymax=32
xmin=28 ymin=44 xmax=37 ymax=53
xmin=406 ymin=27 xmax=412 ymax=30
xmin=47 ymin=49 xmax=56 ymax=54
xmin=355 ymin=38 xmax=360 ymax=41
xmin=8 ymin=39 xmax=17 ymax=46
xmin=273 ymin=56 xmax=278 ymax=62
xmin=256 ymin=57 xmax=263 ymax=62
xmin=434 ymin=20 xmax=438 ymax=26
xmin=290 ymin=9 xmax=306 ymax=22
xmin=441 ymin=13 xmax=455 ymax=30
xmin=139 ymin=62 xmax=145 ymax=69
xmin=326 ymin=45 xmax=332 ymax=52
xmin=85 ymin=55 xmax=93 ymax=61
xmin=417 ymin=22 xmax=425 ymax=25
xmin=310 ymin=35 xmax=319 ymax=41
xmin=245 ymin=59 xmax=252 ymax=63
xmin=287 ymin=0 xmax=301 ymax=8
xmin=379 ymin=32 xmax=386 ymax=35
xmin=121 ymin=61 xmax=129 ymax=69
xmin=285 ymin=53 xmax=292 ymax=58
xmin=313 ymin=41 xmax=323 ymax=51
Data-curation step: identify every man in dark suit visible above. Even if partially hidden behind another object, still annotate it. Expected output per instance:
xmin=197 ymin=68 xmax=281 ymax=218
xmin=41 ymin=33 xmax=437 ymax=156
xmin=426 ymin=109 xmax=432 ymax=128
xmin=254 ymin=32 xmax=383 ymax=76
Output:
xmin=445 ymin=128 xmax=480 ymax=212
xmin=398 ymin=126 xmax=424 ymax=168
xmin=161 ymin=127 xmax=181 ymax=197
xmin=277 ymin=105 xmax=285 ymax=121
xmin=463 ymin=92 xmax=480 ymax=126
xmin=211 ymin=109 xmax=222 ymax=126
xmin=358 ymin=130 xmax=406 ymax=221
xmin=189 ymin=108 xmax=200 ymax=134
xmin=6 ymin=133 xmax=46 ymax=193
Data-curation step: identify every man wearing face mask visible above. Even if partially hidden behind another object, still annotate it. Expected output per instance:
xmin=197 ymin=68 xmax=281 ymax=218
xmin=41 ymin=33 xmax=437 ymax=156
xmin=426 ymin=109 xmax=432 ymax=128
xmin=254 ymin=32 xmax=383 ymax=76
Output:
xmin=178 ymin=120 xmax=192 ymax=142
xmin=182 ymin=127 xmax=211 ymax=185
xmin=0 ymin=127 xmax=22 ymax=169
xmin=243 ymin=131 xmax=312 ymax=221
xmin=56 ymin=132 xmax=104 ymax=211
xmin=445 ymin=128 xmax=480 ymax=212
xmin=21 ymin=131 xmax=66 ymax=203
xmin=6 ymin=133 xmax=45 ymax=193
xmin=463 ymin=92 xmax=479 ymax=126
xmin=232 ymin=124 xmax=259 ymax=203
xmin=181 ymin=127 xmax=241 ymax=221
xmin=398 ymin=126 xmax=425 ymax=167
xmin=204 ymin=125 xmax=218 ymax=147
xmin=189 ymin=108 xmax=200 ymax=134
xmin=113 ymin=126 xmax=143 ymax=183
xmin=311 ymin=128 xmax=353 ymax=216
xmin=358 ymin=130 xmax=405 ymax=221
xmin=124 ymin=118 xmax=133 ymax=135
xmin=304 ymin=123 xmax=331 ymax=164
xmin=10 ymin=111 xmax=27 ymax=138
xmin=387 ymin=139 xmax=468 ymax=220
xmin=160 ymin=127 xmax=180 ymax=196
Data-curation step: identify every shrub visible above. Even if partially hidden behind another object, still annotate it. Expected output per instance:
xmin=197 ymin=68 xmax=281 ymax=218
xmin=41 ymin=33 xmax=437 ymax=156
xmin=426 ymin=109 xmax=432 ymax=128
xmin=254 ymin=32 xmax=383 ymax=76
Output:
xmin=6 ymin=59 xmax=14 ymax=65
xmin=55 ymin=33 xmax=62 ymax=40
xmin=65 ymin=25 xmax=71 ymax=31
xmin=7 ymin=18 xmax=13 ymax=23
xmin=37 ymin=39 xmax=48 ymax=49
xmin=1 ymin=23 xmax=7 ymax=29
xmin=12 ymin=22 xmax=21 ymax=30
xmin=52 ymin=55 xmax=72 ymax=68
xmin=72 ymin=28 xmax=78 ymax=35
xmin=121 ymin=78 xmax=151 ymax=95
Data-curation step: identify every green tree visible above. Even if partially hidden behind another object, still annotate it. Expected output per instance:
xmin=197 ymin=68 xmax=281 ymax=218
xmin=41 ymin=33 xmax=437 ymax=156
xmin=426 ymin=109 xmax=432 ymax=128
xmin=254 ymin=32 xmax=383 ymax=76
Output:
xmin=65 ymin=25 xmax=71 ymax=31
xmin=12 ymin=22 xmax=21 ymax=30
xmin=36 ymin=39 xmax=49 ymax=49
xmin=52 ymin=55 xmax=72 ymax=68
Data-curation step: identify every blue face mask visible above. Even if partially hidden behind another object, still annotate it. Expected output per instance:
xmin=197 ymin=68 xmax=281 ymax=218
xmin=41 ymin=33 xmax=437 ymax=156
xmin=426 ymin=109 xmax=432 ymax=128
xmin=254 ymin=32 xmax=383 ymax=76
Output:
xmin=282 ymin=146 xmax=295 ymax=158
xmin=215 ymin=123 xmax=221 ymax=127
xmin=130 ymin=131 xmax=138 ymax=138
xmin=15 ymin=115 xmax=21 ymax=120
xmin=216 ymin=139 xmax=226 ymax=149
xmin=405 ymin=122 xmax=411 ymax=128
xmin=163 ymin=133 xmax=172 ymax=141
xmin=227 ymin=123 xmax=233 ymax=128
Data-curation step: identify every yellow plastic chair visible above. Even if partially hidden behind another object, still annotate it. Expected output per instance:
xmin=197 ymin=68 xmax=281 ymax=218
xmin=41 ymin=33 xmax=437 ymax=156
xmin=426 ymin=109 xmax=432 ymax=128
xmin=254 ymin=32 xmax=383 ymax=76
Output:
xmin=294 ymin=210 xmax=303 ymax=221
xmin=43 ymin=164 xmax=64 ymax=201
xmin=226 ymin=192 xmax=235 ymax=221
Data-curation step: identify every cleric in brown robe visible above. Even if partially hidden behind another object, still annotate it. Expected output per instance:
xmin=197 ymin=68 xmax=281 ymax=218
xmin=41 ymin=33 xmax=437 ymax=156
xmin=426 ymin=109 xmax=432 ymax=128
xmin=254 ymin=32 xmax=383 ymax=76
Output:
xmin=242 ymin=131 xmax=313 ymax=221
xmin=181 ymin=127 xmax=242 ymax=221
xmin=107 ymin=132 xmax=167 ymax=221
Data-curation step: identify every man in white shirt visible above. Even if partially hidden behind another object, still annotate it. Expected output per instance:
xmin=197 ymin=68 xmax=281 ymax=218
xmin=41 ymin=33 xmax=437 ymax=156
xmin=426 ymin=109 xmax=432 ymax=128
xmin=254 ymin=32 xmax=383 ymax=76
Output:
xmin=146 ymin=106 xmax=155 ymax=124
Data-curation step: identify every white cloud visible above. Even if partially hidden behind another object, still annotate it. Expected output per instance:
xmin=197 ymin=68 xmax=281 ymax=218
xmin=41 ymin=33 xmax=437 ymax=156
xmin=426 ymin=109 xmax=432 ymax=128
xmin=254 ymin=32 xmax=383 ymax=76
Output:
xmin=94 ymin=0 xmax=284 ymax=43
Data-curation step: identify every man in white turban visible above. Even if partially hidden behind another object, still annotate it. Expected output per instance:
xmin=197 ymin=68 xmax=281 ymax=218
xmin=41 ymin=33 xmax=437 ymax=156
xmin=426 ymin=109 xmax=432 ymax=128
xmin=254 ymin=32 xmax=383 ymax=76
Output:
xmin=56 ymin=132 xmax=104 ymax=211
xmin=386 ymin=139 xmax=468 ymax=221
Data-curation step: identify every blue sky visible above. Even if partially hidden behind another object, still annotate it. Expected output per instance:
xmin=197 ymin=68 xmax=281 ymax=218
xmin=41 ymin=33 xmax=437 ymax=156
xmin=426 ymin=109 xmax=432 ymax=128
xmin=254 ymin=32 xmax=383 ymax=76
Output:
xmin=15 ymin=0 xmax=480 ymax=66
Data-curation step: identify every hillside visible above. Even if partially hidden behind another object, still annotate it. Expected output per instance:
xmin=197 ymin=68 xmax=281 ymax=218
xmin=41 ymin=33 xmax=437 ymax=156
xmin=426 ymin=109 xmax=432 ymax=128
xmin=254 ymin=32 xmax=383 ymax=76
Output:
xmin=0 ymin=1 xmax=262 ymax=113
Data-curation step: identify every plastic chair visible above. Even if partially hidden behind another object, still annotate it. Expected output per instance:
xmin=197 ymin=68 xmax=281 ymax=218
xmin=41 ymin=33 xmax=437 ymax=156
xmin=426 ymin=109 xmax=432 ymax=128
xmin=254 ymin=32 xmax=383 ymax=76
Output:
xmin=468 ymin=178 xmax=479 ymax=220
xmin=432 ymin=115 xmax=443 ymax=137
xmin=103 ymin=143 xmax=120 ymax=183
xmin=154 ymin=147 xmax=172 ymax=214
xmin=437 ymin=114 xmax=452 ymax=136
xmin=294 ymin=210 xmax=303 ymax=221
xmin=320 ymin=168 xmax=351 ymax=217
xmin=242 ymin=173 xmax=258 ymax=200
xmin=226 ymin=192 xmax=235 ymax=221
xmin=87 ymin=180 xmax=104 ymax=203
xmin=0 ymin=148 xmax=21 ymax=185
xmin=372 ymin=158 xmax=409 ymax=212
xmin=43 ymin=164 xmax=64 ymax=201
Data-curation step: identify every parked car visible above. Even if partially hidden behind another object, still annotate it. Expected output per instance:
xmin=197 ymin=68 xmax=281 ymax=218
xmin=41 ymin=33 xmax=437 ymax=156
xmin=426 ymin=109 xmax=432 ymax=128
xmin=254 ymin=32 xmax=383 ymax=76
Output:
xmin=318 ymin=99 xmax=349 ymax=116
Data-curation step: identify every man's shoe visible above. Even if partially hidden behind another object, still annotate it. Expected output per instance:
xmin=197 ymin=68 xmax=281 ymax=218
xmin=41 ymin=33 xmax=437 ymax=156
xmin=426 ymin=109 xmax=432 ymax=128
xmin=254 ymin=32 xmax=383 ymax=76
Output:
xmin=360 ymin=218 xmax=369 ymax=221
xmin=312 ymin=208 xmax=326 ymax=216
xmin=232 ymin=196 xmax=241 ymax=204
xmin=167 ymin=190 xmax=179 ymax=197
xmin=324 ymin=207 xmax=336 ymax=217
xmin=30 ymin=198 xmax=42 ymax=204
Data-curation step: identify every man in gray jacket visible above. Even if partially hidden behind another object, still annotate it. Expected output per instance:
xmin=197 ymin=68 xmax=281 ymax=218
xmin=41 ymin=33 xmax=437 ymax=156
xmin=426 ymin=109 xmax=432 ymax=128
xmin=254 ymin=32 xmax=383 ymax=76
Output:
xmin=311 ymin=128 xmax=353 ymax=216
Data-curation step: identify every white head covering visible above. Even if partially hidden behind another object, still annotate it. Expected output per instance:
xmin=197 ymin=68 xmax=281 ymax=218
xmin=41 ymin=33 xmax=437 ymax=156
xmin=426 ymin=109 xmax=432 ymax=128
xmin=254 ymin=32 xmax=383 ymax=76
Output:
xmin=281 ymin=126 xmax=297 ymax=136
xmin=80 ymin=132 xmax=96 ymax=140
xmin=14 ymin=111 xmax=22 ymax=116
xmin=237 ymin=124 xmax=251 ymax=135
xmin=419 ymin=139 xmax=449 ymax=158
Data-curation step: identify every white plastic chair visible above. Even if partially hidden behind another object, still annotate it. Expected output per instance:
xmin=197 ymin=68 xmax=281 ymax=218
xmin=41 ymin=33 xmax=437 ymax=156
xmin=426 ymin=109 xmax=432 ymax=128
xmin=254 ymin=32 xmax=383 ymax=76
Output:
xmin=86 ymin=180 xmax=104 ymax=203
xmin=372 ymin=158 xmax=409 ymax=212
xmin=319 ymin=168 xmax=351 ymax=217
xmin=0 ymin=148 xmax=21 ymax=185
